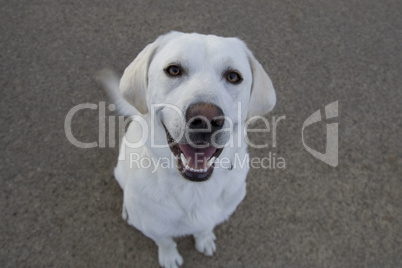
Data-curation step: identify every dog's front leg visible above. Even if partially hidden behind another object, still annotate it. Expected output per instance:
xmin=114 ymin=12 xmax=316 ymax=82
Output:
xmin=152 ymin=237 xmax=183 ymax=268
xmin=193 ymin=229 xmax=216 ymax=256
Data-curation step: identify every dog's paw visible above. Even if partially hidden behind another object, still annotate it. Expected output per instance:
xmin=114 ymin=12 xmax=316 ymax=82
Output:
xmin=158 ymin=245 xmax=183 ymax=268
xmin=194 ymin=231 xmax=216 ymax=256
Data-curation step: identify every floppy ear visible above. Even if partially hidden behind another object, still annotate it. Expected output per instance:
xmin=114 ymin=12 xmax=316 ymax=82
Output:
xmin=119 ymin=41 xmax=159 ymax=114
xmin=247 ymin=53 xmax=276 ymax=119
xmin=120 ymin=31 xmax=184 ymax=114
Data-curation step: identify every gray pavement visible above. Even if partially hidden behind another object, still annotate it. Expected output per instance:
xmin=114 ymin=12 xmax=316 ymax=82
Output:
xmin=1 ymin=1 xmax=401 ymax=267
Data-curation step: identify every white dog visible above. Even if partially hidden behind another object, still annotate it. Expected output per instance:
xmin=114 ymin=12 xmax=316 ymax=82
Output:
xmin=98 ymin=31 xmax=276 ymax=268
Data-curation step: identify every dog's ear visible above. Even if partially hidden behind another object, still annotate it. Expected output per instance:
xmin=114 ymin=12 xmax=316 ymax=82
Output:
xmin=119 ymin=32 xmax=181 ymax=114
xmin=246 ymin=53 xmax=276 ymax=119
xmin=119 ymin=42 xmax=158 ymax=114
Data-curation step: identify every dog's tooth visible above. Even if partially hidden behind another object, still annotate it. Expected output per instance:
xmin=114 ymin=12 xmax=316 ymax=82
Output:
xmin=185 ymin=165 xmax=209 ymax=173
xmin=207 ymin=157 xmax=216 ymax=167
xmin=180 ymin=153 xmax=187 ymax=166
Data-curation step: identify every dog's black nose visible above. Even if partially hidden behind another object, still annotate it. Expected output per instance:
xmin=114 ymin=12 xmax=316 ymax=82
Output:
xmin=185 ymin=103 xmax=224 ymax=133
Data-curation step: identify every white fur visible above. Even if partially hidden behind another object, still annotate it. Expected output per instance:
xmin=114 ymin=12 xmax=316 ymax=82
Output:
xmin=97 ymin=31 xmax=276 ymax=268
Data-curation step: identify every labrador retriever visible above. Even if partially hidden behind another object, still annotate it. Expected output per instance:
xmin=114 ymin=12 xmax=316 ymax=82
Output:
xmin=97 ymin=31 xmax=276 ymax=268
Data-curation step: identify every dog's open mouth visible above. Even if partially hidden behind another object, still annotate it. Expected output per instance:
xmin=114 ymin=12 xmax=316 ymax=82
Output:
xmin=165 ymin=129 xmax=223 ymax=182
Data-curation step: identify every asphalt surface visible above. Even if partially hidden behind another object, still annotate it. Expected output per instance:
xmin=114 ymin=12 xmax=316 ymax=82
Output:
xmin=1 ymin=1 xmax=401 ymax=267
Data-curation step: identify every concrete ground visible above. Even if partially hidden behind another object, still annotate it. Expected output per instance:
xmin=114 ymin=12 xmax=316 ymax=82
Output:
xmin=1 ymin=1 xmax=401 ymax=267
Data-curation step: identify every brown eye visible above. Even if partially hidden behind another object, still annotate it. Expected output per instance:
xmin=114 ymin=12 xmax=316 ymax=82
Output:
xmin=226 ymin=71 xmax=242 ymax=83
xmin=165 ymin=65 xmax=182 ymax=76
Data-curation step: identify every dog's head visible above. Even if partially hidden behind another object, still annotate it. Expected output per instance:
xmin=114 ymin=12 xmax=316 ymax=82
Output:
xmin=120 ymin=32 xmax=276 ymax=182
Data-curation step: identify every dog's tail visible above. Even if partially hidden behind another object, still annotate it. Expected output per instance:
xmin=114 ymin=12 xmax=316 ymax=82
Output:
xmin=95 ymin=69 xmax=140 ymax=117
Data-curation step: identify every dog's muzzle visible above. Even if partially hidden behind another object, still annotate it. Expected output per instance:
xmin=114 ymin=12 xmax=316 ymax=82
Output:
xmin=165 ymin=102 xmax=225 ymax=182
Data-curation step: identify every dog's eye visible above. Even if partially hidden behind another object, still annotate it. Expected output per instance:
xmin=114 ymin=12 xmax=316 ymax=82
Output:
xmin=226 ymin=71 xmax=242 ymax=84
xmin=165 ymin=65 xmax=182 ymax=76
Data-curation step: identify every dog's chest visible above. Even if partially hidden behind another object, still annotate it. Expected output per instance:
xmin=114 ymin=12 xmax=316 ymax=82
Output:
xmin=167 ymin=185 xmax=232 ymax=234
xmin=122 ymin=162 xmax=248 ymax=237
xmin=165 ymin=179 xmax=246 ymax=234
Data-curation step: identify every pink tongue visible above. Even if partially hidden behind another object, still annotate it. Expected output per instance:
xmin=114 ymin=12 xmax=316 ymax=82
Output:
xmin=178 ymin=144 xmax=216 ymax=169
